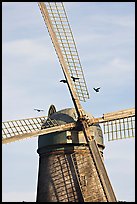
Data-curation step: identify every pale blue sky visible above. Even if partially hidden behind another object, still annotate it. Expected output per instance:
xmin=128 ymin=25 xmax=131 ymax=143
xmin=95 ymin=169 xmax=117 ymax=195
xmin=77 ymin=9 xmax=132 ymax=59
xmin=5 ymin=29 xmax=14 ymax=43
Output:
xmin=2 ymin=2 xmax=135 ymax=202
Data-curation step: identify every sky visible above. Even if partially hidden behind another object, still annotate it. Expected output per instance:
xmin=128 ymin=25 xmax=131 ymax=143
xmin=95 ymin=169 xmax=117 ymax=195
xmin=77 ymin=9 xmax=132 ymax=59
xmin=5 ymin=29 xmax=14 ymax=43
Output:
xmin=2 ymin=2 xmax=135 ymax=202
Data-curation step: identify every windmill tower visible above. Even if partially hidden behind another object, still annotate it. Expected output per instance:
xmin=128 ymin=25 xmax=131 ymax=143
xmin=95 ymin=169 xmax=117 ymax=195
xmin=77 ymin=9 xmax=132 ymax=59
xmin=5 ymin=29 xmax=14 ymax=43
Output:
xmin=36 ymin=106 xmax=107 ymax=202
xmin=2 ymin=2 xmax=135 ymax=202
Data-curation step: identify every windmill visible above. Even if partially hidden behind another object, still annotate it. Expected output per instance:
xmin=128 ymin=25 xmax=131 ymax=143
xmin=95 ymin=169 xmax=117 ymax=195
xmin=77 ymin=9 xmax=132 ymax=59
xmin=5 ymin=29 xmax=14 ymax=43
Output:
xmin=2 ymin=2 xmax=135 ymax=202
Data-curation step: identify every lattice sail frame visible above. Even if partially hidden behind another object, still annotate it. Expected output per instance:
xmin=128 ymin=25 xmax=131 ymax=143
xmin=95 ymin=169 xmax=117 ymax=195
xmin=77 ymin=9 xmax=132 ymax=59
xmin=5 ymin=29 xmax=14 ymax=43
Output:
xmin=2 ymin=116 xmax=59 ymax=140
xmin=103 ymin=116 xmax=135 ymax=141
xmin=39 ymin=2 xmax=89 ymax=102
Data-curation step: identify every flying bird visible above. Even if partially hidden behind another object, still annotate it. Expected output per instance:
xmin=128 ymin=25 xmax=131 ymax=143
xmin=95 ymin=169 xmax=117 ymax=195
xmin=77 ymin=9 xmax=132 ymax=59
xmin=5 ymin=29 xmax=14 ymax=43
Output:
xmin=93 ymin=87 xmax=101 ymax=92
xmin=34 ymin=109 xmax=44 ymax=112
xmin=60 ymin=79 xmax=67 ymax=83
xmin=71 ymin=76 xmax=80 ymax=82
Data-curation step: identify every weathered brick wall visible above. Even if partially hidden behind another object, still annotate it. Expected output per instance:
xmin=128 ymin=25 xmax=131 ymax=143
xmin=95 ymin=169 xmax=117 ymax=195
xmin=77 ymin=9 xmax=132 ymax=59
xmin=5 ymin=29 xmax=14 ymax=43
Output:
xmin=36 ymin=145 xmax=107 ymax=202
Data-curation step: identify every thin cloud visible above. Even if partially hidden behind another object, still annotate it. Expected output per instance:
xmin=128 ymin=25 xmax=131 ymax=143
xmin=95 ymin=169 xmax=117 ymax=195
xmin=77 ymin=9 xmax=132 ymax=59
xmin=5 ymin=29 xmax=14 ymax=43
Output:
xmin=3 ymin=38 xmax=55 ymax=62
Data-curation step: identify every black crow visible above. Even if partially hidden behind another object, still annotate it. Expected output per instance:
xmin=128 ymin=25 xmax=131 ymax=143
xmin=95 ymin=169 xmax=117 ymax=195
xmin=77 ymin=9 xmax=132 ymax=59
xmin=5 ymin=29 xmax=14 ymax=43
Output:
xmin=71 ymin=76 xmax=80 ymax=82
xmin=60 ymin=79 xmax=67 ymax=83
xmin=93 ymin=87 xmax=101 ymax=92
xmin=34 ymin=109 xmax=44 ymax=112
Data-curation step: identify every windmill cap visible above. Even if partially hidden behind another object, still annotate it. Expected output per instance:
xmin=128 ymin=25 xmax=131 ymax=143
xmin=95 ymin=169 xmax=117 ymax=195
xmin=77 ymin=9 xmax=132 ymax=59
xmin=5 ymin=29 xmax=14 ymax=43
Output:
xmin=38 ymin=107 xmax=105 ymax=151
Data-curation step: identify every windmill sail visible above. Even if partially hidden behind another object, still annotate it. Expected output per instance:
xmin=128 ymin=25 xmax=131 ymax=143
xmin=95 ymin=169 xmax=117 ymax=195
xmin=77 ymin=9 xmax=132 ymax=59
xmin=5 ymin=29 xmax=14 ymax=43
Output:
xmin=38 ymin=2 xmax=89 ymax=108
xmin=103 ymin=115 xmax=135 ymax=141
xmin=90 ymin=108 xmax=135 ymax=141
xmin=2 ymin=116 xmax=75 ymax=144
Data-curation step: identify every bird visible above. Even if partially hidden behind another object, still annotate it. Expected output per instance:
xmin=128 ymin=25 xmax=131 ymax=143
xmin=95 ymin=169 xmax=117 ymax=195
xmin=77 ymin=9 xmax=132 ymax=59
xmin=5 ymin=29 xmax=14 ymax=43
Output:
xmin=60 ymin=79 xmax=67 ymax=83
xmin=93 ymin=87 xmax=101 ymax=92
xmin=71 ymin=76 xmax=80 ymax=82
xmin=34 ymin=109 xmax=44 ymax=112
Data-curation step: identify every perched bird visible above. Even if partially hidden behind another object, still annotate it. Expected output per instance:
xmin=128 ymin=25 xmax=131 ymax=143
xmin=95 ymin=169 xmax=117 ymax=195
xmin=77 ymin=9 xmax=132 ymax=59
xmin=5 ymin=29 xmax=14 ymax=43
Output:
xmin=93 ymin=87 xmax=101 ymax=92
xmin=60 ymin=79 xmax=67 ymax=83
xmin=71 ymin=76 xmax=80 ymax=82
xmin=34 ymin=109 xmax=44 ymax=112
